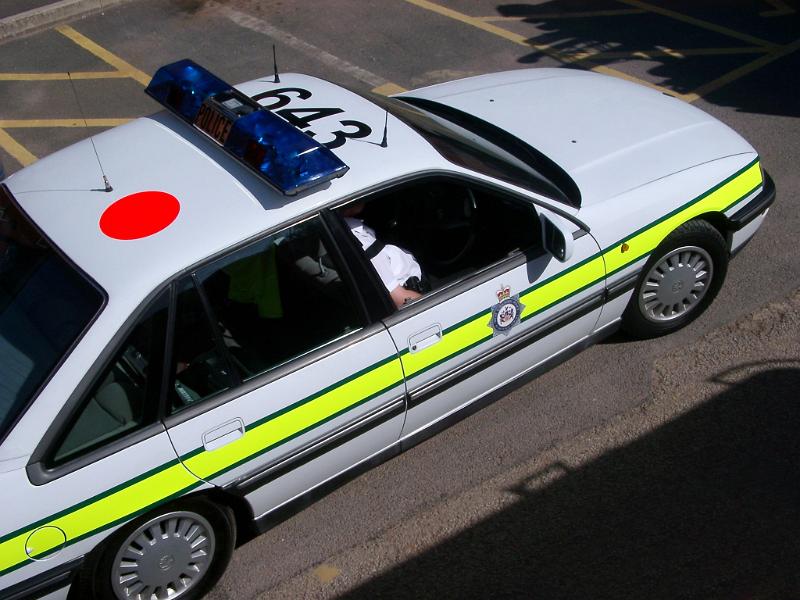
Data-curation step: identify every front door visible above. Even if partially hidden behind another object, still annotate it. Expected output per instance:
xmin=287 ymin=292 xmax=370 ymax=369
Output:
xmin=332 ymin=177 xmax=605 ymax=438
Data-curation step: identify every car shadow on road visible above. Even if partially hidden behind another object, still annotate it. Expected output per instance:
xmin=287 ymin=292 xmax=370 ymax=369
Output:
xmin=338 ymin=363 xmax=800 ymax=600
xmin=494 ymin=1 xmax=800 ymax=118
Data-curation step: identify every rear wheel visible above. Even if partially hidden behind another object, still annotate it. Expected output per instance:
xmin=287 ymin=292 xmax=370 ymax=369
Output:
xmin=80 ymin=498 xmax=235 ymax=600
xmin=622 ymin=219 xmax=728 ymax=338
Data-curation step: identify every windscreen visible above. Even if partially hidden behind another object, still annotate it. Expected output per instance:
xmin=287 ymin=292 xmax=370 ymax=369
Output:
xmin=355 ymin=90 xmax=581 ymax=207
xmin=1 ymin=186 xmax=104 ymax=441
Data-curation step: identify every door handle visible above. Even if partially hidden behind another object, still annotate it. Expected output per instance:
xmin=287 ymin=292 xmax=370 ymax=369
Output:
xmin=408 ymin=324 xmax=442 ymax=353
xmin=202 ymin=418 xmax=245 ymax=451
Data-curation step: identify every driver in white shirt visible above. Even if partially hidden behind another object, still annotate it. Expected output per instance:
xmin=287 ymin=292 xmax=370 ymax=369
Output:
xmin=342 ymin=202 xmax=423 ymax=308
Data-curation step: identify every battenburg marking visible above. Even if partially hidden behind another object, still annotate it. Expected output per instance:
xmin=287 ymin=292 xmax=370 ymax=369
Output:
xmin=489 ymin=284 xmax=524 ymax=336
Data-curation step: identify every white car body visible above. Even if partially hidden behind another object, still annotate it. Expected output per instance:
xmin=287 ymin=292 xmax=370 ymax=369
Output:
xmin=0 ymin=67 xmax=772 ymax=599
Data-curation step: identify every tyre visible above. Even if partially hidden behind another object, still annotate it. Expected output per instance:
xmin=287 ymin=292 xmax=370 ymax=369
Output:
xmin=622 ymin=219 xmax=728 ymax=338
xmin=78 ymin=497 xmax=236 ymax=600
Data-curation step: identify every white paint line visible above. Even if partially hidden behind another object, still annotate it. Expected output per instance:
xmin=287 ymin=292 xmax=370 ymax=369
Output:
xmin=760 ymin=0 xmax=795 ymax=16
xmin=0 ymin=0 xmax=135 ymax=41
xmin=209 ymin=2 xmax=390 ymax=90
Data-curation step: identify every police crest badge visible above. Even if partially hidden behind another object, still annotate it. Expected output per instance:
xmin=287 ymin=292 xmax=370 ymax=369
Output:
xmin=488 ymin=284 xmax=524 ymax=336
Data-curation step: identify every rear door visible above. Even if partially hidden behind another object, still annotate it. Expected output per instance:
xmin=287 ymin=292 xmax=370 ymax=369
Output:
xmin=162 ymin=215 xmax=406 ymax=520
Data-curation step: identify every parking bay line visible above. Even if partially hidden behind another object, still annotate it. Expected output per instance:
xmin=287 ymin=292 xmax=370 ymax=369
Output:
xmin=55 ymin=24 xmax=151 ymax=86
xmin=402 ymin=0 xmax=694 ymax=102
xmin=0 ymin=128 xmax=37 ymax=166
xmin=476 ymin=9 xmax=647 ymax=21
xmin=689 ymin=36 xmax=800 ymax=100
xmin=566 ymin=46 xmax=771 ymax=61
xmin=615 ymin=0 xmax=777 ymax=48
xmin=0 ymin=26 xmax=149 ymax=168
xmin=760 ymin=0 xmax=795 ymax=17
xmin=0 ymin=71 xmax=127 ymax=81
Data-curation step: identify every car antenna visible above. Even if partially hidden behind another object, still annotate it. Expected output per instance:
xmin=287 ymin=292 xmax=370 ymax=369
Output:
xmin=272 ymin=44 xmax=280 ymax=83
xmin=353 ymin=110 xmax=389 ymax=148
xmin=67 ymin=71 xmax=112 ymax=192
xmin=379 ymin=109 xmax=388 ymax=148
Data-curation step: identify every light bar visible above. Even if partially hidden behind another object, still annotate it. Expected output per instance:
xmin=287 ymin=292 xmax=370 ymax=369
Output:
xmin=145 ymin=59 xmax=348 ymax=195
xmin=145 ymin=59 xmax=229 ymax=123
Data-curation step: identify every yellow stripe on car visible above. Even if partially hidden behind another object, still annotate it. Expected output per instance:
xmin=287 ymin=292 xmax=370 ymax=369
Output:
xmin=603 ymin=160 xmax=762 ymax=274
xmin=401 ymin=313 xmax=493 ymax=378
xmin=520 ymin=255 xmax=606 ymax=318
xmin=0 ymin=462 xmax=200 ymax=574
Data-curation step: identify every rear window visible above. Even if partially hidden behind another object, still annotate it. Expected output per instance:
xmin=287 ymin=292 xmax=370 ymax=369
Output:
xmin=1 ymin=186 xmax=104 ymax=441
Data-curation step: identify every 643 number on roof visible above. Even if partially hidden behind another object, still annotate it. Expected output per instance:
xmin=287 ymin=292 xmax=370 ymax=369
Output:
xmin=252 ymin=87 xmax=372 ymax=150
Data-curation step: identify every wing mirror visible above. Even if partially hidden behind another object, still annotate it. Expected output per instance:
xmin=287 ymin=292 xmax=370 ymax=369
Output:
xmin=539 ymin=212 xmax=575 ymax=262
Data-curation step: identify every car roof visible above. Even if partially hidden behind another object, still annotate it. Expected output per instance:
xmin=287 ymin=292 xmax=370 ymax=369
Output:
xmin=5 ymin=74 xmax=446 ymax=314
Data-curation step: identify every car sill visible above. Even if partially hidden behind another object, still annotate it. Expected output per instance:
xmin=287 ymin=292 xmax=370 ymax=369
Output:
xmin=0 ymin=557 xmax=82 ymax=600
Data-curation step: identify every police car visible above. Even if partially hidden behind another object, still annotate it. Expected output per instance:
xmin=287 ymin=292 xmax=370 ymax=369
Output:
xmin=0 ymin=60 xmax=774 ymax=599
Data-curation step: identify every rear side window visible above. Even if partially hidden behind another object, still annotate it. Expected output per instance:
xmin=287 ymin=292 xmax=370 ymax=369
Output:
xmin=0 ymin=186 xmax=104 ymax=441
xmin=187 ymin=216 xmax=364 ymax=387
xmin=169 ymin=278 xmax=236 ymax=412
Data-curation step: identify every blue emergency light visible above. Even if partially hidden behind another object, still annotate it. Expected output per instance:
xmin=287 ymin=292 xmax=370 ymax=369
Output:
xmin=145 ymin=59 xmax=349 ymax=195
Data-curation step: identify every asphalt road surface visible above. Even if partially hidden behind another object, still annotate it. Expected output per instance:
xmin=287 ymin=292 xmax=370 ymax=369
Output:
xmin=1 ymin=1 xmax=798 ymax=598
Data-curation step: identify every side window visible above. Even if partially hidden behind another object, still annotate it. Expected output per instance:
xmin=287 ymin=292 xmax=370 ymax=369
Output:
xmin=170 ymin=278 xmax=236 ymax=413
xmin=193 ymin=216 xmax=363 ymax=381
xmin=51 ymin=290 xmax=168 ymax=465
xmin=337 ymin=180 xmax=542 ymax=298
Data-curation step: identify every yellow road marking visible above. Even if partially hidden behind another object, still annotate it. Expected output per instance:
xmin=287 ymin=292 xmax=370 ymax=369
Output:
xmin=372 ymin=82 xmax=407 ymax=95
xmin=55 ymin=25 xmax=151 ymax=86
xmin=585 ymin=64 xmax=694 ymax=100
xmin=403 ymin=0 xmax=541 ymax=47
xmin=690 ymin=37 xmax=800 ymax=99
xmin=0 ymin=118 xmax=132 ymax=128
xmin=0 ymin=128 xmax=37 ymax=166
xmin=615 ymin=0 xmax=776 ymax=48
xmin=477 ymin=9 xmax=646 ymax=21
xmin=402 ymin=0 xmax=691 ymax=101
xmin=312 ymin=564 xmax=341 ymax=583
xmin=760 ymin=0 xmax=795 ymax=16
xmin=0 ymin=71 xmax=127 ymax=81
xmin=655 ymin=46 xmax=684 ymax=59
xmin=567 ymin=46 xmax=771 ymax=60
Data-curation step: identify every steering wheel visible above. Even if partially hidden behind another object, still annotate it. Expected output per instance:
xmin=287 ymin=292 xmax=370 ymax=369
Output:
xmin=414 ymin=187 xmax=478 ymax=269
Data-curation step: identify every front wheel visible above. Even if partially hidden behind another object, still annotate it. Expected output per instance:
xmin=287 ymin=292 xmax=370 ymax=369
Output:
xmin=79 ymin=498 xmax=236 ymax=600
xmin=622 ymin=219 xmax=729 ymax=338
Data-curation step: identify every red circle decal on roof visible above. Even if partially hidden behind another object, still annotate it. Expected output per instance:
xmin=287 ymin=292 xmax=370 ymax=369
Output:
xmin=100 ymin=191 xmax=180 ymax=240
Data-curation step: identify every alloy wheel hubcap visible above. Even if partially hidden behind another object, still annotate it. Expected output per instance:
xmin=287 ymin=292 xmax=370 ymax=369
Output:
xmin=638 ymin=246 xmax=713 ymax=323
xmin=111 ymin=511 xmax=216 ymax=600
